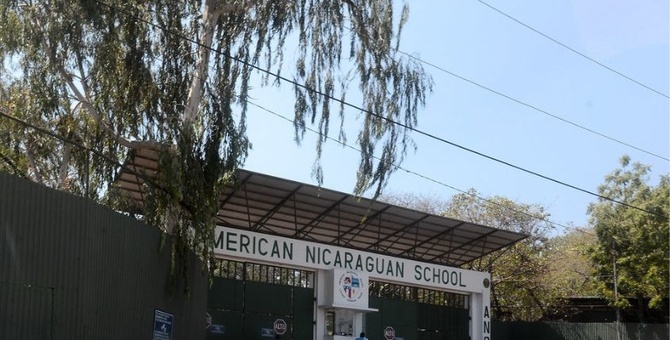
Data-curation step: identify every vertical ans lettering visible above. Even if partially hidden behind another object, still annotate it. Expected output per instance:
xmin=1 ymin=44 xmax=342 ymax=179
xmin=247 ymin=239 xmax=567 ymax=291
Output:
xmin=484 ymin=306 xmax=491 ymax=339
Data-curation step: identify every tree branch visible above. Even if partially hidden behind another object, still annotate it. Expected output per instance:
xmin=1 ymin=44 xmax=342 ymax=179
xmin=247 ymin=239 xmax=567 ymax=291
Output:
xmin=25 ymin=144 xmax=43 ymax=183
xmin=183 ymin=1 xmax=250 ymax=126
xmin=0 ymin=150 xmax=28 ymax=178
xmin=76 ymin=50 xmax=90 ymax=96
xmin=56 ymin=142 xmax=72 ymax=189
xmin=34 ymin=16 xmax=162 ymax=151
xmin=183 ymin=0 xmax=222 ymax=126
xmin=55 ymin=62 xmax=162 ymax=150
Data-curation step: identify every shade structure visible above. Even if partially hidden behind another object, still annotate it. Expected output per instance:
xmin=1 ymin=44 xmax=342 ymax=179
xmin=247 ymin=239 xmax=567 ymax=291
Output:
xmin=115 ymin=148 xmax=527 ymax=267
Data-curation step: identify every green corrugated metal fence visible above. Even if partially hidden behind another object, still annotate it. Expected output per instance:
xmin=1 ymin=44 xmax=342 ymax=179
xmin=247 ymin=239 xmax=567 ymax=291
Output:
xmin=493 ymin=321 xmax=669 ymax=340
xmin=0 ymin=172 xmax=207 ymax=339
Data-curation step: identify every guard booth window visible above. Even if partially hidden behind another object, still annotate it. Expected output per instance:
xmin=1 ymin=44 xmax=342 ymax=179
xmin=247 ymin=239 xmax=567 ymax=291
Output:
xmin=207 ymin=259 xmax=314 ymax=340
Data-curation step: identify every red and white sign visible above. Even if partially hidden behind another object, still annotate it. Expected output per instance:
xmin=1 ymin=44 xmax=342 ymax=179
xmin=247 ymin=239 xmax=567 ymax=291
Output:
xmin=384 ymin=326 xmax=395 ymax=340
xmin=273 ymin=319 xmax=287 ymax=335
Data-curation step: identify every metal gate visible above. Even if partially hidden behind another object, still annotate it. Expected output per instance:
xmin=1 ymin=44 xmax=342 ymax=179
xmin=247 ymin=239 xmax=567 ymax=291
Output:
xmin=206 ymin=260 xmax=315 ymax=339
xmin=416 ymin=302 xmax=469 ymax=340
xmin=367 ymin=282 xmax=469 ymax=340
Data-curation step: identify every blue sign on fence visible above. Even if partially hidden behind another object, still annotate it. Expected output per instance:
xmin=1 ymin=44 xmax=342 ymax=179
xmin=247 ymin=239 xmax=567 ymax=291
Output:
xmin=261 ymin=328 xmax=275 ymax=337
xmin=153 ymin=309 xmax=174 ymax=340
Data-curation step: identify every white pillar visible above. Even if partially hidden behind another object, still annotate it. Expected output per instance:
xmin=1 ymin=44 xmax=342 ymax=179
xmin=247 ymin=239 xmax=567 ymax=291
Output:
xmin=469 ymin=274 xmax=491 ymax=340
xmin=353 ymin=312 xmax=364 ymax=337
xmin=315 ymin=270 xmax=328 ymax=340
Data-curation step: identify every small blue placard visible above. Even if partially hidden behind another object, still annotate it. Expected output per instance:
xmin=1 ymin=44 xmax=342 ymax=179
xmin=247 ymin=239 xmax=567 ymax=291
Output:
xmin=209 ymin=324 xmax=226 ymax=334
xmin=261 ymin=328 xmax=275 ymax=337
xmin=153 ymin=309 xmax=174 ymax=340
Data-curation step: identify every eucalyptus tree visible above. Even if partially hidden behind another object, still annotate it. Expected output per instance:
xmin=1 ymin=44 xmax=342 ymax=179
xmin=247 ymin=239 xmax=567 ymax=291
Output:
xmin=0 ymin=0 xmax=431 ymax=282
xmin=588 ymin=156 xmax=669 ymax=321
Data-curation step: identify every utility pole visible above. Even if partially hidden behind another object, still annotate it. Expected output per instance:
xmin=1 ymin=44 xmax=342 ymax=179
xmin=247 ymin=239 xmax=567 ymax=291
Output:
xmin=612 ymin=239 xmax=621 ymax=340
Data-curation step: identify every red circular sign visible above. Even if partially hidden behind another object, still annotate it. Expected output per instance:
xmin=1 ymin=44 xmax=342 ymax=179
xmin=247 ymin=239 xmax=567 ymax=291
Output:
xmin=274 ymin=319 xmax=287 ymax=335
xmin=384 ymin=326 xmax=395 ymax=340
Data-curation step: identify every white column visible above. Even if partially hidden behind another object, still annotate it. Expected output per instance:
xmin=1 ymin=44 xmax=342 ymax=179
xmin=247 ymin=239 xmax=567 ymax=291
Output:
xmin=353 ymin=312 xmax=364 ymax=337
xmin=315 ymin=269 xmax=328 ymax=340
xmin=470 ymin=293 xmax=483 ymax=340
xmin=469 ymin=273 xmax=491 ymax=340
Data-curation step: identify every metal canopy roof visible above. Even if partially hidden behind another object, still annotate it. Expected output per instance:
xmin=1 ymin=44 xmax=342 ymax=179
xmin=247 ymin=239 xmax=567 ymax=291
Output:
xmin=115 ymin=148 xmax=527 ymax=267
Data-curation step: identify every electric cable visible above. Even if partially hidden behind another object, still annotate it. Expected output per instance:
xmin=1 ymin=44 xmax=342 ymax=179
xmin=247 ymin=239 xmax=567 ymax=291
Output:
xmin=153 ymin=55 xmax=595 ymax=235
xmin=51 ymin=0 xmax=670 ymax=218
xmin=395 ymin=49 xmax=669 ymax=162
xmin=0 ymin=108 xmax=180 ymax=210
xmin=475 ymin=0 xmax=669 ymax=99
xmin=244 ymin=99 xmax=594 ymax=236
xmin=0 ymin=103 xmax=599 ymax=236
xmin=339 ymin=19 xmax=668 ymax=161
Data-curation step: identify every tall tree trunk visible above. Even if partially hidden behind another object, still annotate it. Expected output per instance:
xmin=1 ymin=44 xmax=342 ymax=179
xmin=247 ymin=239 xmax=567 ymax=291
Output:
xmin=183 ymin=0 xmax=222 ymax=127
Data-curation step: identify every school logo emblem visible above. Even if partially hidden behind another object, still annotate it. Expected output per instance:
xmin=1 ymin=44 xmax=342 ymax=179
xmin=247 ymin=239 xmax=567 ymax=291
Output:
xmin=338 ymin=271 xmax=364 ymax=302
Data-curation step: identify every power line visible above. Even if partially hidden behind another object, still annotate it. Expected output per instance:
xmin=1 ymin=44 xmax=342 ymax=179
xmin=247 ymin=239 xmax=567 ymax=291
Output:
xmin=0 ymin=105 xmax=591 ymax=240
xmin=475 ymin=0 xmax=669 ymax=99
xmin=245 ymin=99 xmax=594 ymax=236
xmin=0 ymin=109 xmax=175 ymax=206
xmin=338 ymin=21 xmax=667 ymax=161
xmin=395 ymin=49 xmax=669 ymax=162
xmin=157 ymin=50 xmax=597 ymax=235
xmin=153 ymin=57 xmax=593 ymax=235
xmin=84 ymin=1 xmax=670 ymax=218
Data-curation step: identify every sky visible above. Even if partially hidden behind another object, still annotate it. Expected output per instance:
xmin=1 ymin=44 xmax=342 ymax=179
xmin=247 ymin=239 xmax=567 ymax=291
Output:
xmin=241 ymin=0 xmax=669 ymax=234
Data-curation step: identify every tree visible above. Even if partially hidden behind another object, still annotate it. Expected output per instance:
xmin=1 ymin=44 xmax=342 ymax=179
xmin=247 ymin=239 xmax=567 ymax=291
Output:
xmin=0 ymin=0 xmax=432 ymax=282
xmin=541 ymin=227 xmax=601 ymax=320
xmin=444 ymin=190 xmax=554 ymax=321
xmin=544 ymin=228 xmax=599 ymax=298
xmin=379 ymin=191 xmax=452 ymax=215
xmin=382 ymin=189 xmax=555 ymax=321
xmin=587 ymin=155 xmax=669 ymax=321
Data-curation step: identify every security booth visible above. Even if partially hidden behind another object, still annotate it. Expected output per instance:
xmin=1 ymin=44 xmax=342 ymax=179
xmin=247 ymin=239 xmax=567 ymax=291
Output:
xmin=116 ymin=149 xmax=527 ymax=340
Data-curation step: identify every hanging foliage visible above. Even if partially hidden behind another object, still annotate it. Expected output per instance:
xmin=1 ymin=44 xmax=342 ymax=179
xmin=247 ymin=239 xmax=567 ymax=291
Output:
xmin=0 ymin=0 xmax=432 ymax=290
